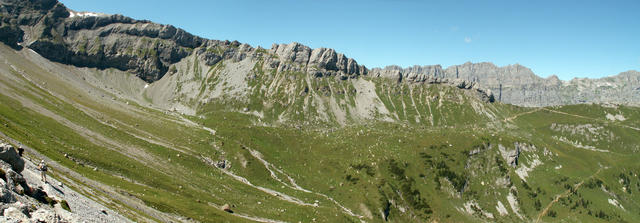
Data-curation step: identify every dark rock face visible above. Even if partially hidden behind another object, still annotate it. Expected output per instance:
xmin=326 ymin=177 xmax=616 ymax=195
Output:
xmin=0 ymin=143 xmax=24 ymax=173
xmin=0 ymin=0 xmax=58 ymax=49
xmin=0 ymin=25 xmax=23 ymax=49
xmin=0 ymin=0 xmax=207 ymax=82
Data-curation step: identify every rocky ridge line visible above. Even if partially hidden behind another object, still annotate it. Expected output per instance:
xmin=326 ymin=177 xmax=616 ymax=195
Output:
xmin=2 ymin=0 xmax=637 ymax=107
xmin=373 ymin=63 xmax=640 ymax=106
xmin=0 ymin=0 xmax=488 ymax=97
xmin=0 ymin=0 xmax=368 ymax=83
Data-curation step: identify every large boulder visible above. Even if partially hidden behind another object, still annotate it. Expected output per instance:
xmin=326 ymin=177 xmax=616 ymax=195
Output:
xmin=0 ymin=144 xmax=24 ymax=173
xmin=221 ymin=204 xmax=233 ymax=213
xmin=30 ymin=209 xmax=59 ymax=222
xmin=0 ymin=181 xmax=17 ymax=203
xmin=4 ymin=168 xmax=26 ymax=194
xmin=2 ymin=206 xmax=29 ymax=222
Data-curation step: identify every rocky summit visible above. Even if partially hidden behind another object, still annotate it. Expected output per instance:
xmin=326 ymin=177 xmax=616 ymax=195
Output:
xmin=0 ymin=0 xmax=639 ymax=223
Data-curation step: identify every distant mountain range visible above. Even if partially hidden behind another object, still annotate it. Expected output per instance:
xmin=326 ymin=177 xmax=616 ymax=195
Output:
xmin=372 ymin=63 xmax=640 ymax=107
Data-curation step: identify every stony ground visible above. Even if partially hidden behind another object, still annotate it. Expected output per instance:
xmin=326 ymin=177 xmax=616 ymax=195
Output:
xmin=0 ymin=142 xmax=129 ymax=222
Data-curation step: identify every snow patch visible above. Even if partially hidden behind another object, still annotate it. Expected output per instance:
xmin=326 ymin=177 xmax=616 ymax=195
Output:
xmin=68 ymin=11 xmax=102 ymax=18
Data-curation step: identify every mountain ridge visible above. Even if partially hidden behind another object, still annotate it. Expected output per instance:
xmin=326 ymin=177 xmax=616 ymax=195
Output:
xmin=1 ymin=0 xmax=638 ymax=107
xmin=373 ymin=62 xmax=640 ymax=106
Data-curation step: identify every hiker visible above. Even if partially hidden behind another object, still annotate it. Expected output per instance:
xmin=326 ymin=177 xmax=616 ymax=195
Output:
xmin=38 ymin=160 xmax=48 ymax=183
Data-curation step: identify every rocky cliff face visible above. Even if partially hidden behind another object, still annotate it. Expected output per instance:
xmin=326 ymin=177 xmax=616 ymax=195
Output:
xmin=267 ymin=42 xmax=367 ymax=79
xmin=444 ymin=63 xmax=560 ymax=106
xmin=1 ymin=0 xmax=205 ymax=82
xmin=0 ymin=0 xmax=367 ymax=83
xmin=373 ymin=62 xmax=640 ymax=107
xmin=370 ymin=65 xmax=495 ymax=103
xmin=1 ymin=0 xmax=637 ymax=107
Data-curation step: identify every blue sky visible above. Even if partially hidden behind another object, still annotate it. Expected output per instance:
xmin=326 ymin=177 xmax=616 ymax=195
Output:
xmin=59 ymin=0 xmax=639 ymax=80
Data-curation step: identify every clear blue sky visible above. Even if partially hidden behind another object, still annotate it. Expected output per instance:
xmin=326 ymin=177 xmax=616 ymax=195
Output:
xmin=59 ymin=0 xmax=639 ymax=80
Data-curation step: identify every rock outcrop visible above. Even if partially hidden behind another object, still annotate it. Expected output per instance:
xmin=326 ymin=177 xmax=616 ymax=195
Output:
xmin=498 ymin=144 xmax=520 ymax=168
xmin=370 ymin=65 xmax=495 ymax=102
xmin=267 ymin=42 xmax=367 ymax=79
xmin=0 ymin=140 xmax=129 ymax=222
xmin=0 ymin=144 xmax=24 ymax=173
xmin=0 ymin=143 xmax=71 ymax=222
xmin=0 ymin=0 xmax=207 ymax=82
xmin=371 ymin=65 xmax=444 ymax=82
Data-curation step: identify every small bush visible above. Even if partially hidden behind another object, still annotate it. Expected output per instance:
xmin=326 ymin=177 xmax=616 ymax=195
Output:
xmin=345 ymin=174 xmax=359 ymax=184
xmin=351 ymin=163 xmax=375 ymax=177
xmin=44 ymin=196 xmax=58 ymax=207
xmin=388 ymin=159 xmax=405 ymax=176
xmin=595 ymin=210 xmax=609 ymax=219
xmin=60 ymin=200 xmax=71 ymax=212
xmin=534 ymin=199 xmax=542 ymax=211
xmin=495 ymin=157 xmax=508 ymax=175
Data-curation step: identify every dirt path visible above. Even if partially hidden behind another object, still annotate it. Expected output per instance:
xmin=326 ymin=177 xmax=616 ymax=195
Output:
xmin=544 ymin=108 xmax=640 ymax=132
xmin=504 ymin=108 xmax=543 ymax=122
xmin=535 ymin=167 xmax=603 ymax=222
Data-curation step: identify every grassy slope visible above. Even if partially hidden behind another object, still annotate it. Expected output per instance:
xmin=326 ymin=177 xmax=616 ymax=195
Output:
xmin=0 ymin=44 xmax=639 ymax=222
xmin=197 ymin=104 xmax=640 ymax=222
